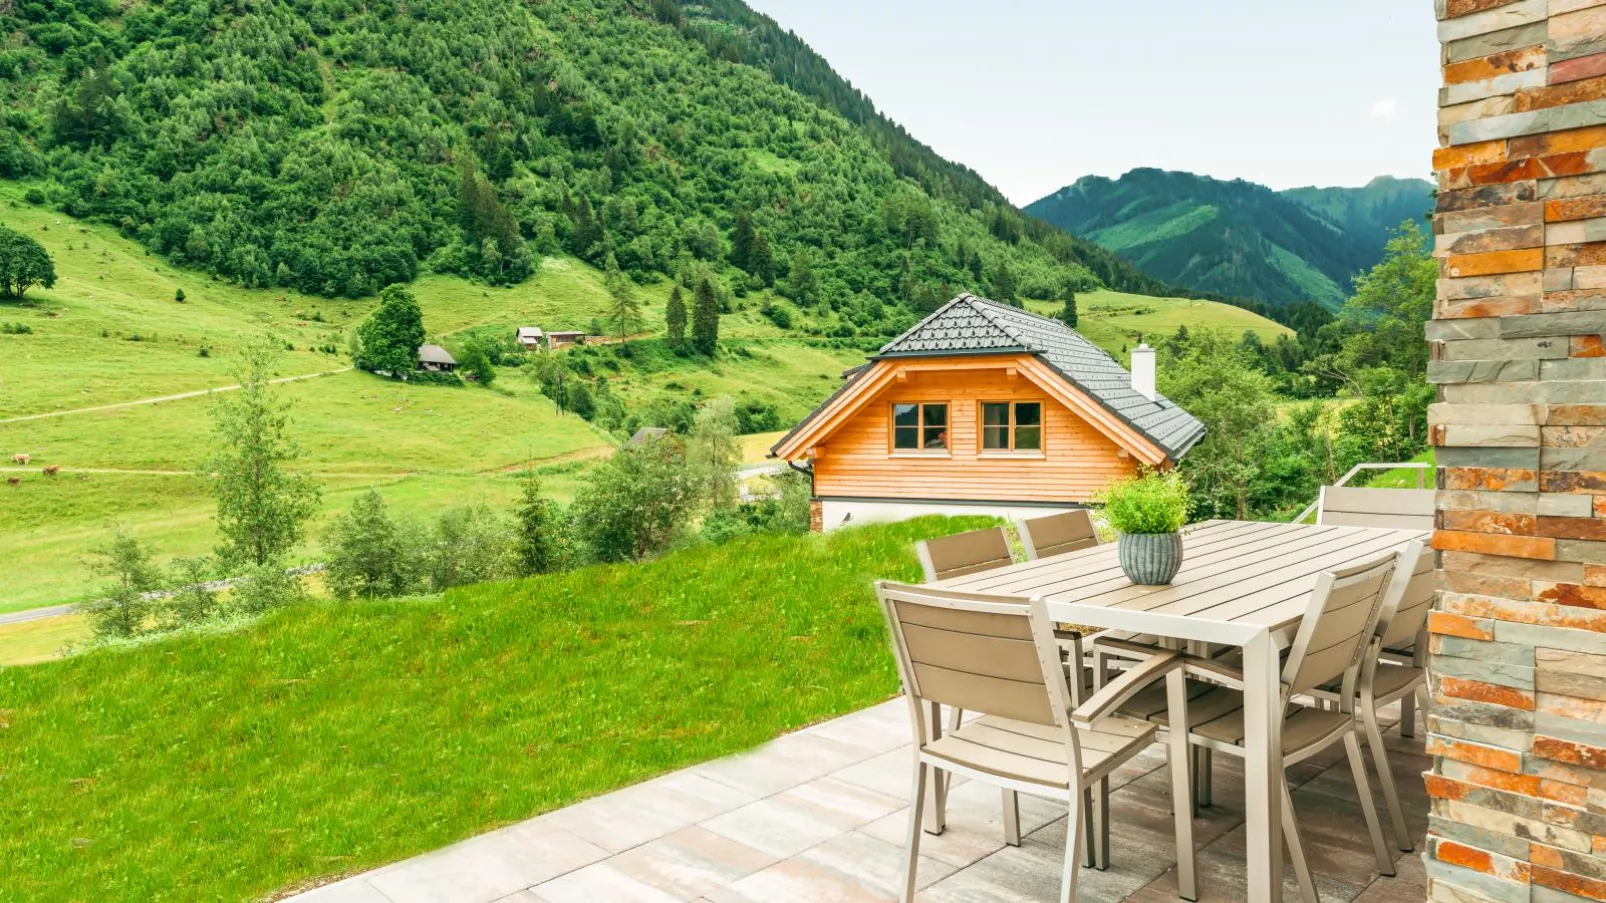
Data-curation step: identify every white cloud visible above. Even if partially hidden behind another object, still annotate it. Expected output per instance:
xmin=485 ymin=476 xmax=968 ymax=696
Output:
xmin=1369 ymin=97 xmax=1399 ymax=120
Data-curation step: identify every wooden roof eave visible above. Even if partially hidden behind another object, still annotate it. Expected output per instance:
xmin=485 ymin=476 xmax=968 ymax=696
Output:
xmin=771 ymin=359 xmax=900 ymax=461
xmin=1014 ymin=356 xmax=1171 ymax=468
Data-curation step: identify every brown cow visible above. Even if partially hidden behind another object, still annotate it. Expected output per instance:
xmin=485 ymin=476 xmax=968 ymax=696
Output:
xmin=42 ymin=464 xmax=60 ymax=476
xmin=6 ymin=477 xmax=19 ymax=487
xmin=11 ymin=453 xmax=28 ymax=465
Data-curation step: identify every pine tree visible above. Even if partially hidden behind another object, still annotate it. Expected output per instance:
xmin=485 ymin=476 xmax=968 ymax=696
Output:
xmin=665 ymin=284 xmax=688 ymax=350
xmin=605 ymin=253 xmax=644 ymax=342
xmin=513 ymin=470 xmax=561 ymax=575
xmin=785 ymin=247 xmax=818 ymax=304
xmin=571 ymin=196 xmax=602 ymax=260
xmin=1058 ymin=290 xmax=1078 ymax=329
xmin=730 ymin=208 xmax=756 ymax=271
xmin=991 ymin=261 xmax=1017 ymax=305
xmin=749 ymin=232 xmax=774 ymax=286
xmin=692 ymin=275 xmax=719 ymax=356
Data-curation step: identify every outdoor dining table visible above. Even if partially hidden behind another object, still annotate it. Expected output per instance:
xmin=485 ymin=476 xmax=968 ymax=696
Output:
xmin=930 ymin=518 xmax=1431 ymax=903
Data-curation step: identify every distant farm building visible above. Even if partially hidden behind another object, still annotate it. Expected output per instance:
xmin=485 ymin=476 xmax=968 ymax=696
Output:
xmin=417 ymin=344 xmax=457 ymax=372
xmin=627 ymin=427 xmax=668 ymax=448
xmin=546 ymin=330 xmax=585 ymax=350
xmin=516 ymin=327 xmax=544 ymax=350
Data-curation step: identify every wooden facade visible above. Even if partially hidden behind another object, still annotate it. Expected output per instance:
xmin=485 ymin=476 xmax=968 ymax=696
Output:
xmin=778 ymin=355 xmax=1164 ymax=506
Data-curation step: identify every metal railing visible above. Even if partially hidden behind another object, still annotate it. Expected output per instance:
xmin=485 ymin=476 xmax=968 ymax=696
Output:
xmin=1292 ymin=462 xmax=1432 ymax=525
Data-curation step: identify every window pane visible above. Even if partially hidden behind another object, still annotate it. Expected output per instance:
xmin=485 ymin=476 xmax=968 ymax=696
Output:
xmin=982 ymin=403 xmax=1009 ymax=427
xmin=923 ymin=427 xmax=948 ymax=449
xmin=922 ymin=404 xmax=947 ymax=427
xmin=982 ymin=426 xmax=1010 ymax=450
xmin=1014 ymin=403 xmax=1042 ymax=427
xmin=893 ymin=427 xmax=919 ymax=449
xmin=1015 ymin=426 xmax=1042 ymax=451
xmin=893 ymin=404 xmax=919 ymax=428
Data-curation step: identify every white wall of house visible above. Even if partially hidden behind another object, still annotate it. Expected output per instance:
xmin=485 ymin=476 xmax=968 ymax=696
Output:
xmin=818 ymin=498 xmax=1085 ymax=531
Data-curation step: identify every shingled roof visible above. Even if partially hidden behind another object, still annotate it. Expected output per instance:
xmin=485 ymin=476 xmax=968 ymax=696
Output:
xmin=875 ymin=293 xmax=1204 ymax=458
xmin=773 ymin=294 xmax=1204 ymax=462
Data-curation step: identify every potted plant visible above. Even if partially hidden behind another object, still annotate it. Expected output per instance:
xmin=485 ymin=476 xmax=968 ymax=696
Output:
xmin=1096 ymin=469 xmax=1190 ymax=585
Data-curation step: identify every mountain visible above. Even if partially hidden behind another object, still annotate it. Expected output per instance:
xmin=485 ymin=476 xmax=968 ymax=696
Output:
xmin=1280 ymin=176 xmax=1436 ymax=255
xmin=1024 ymin=169 xmax=1433 ymax=310
xmin=0 ymin=0 xmax=1173 ymax=312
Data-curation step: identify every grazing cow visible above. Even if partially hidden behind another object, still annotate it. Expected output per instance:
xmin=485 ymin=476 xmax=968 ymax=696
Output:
xmin=42 ymin=464 xmax=60 ymax=476
xmin=6 ymin=477 xmax=19 ymax=487
xmin=11 ymin=453 xmax=28 ymax=465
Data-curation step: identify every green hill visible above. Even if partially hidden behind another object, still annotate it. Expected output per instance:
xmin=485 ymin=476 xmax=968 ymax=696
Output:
xmin=0 ymin=0 xmax=1172 ymax=316
xmin=1024 ymin=169 xmax=1433 ymax=310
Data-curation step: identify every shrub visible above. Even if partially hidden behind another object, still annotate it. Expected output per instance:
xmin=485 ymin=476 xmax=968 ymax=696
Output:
xmin=228 ymin=560 xmax=305 ymax=615
xmin=513 ymin=471 xmax=564 ymax=575
xmin=80 ymin=529 xmax=163 ymax=639
xmin=324 ymin=489 xmax=418 ymax=600
xmin=164 ymin=557 xmax=220 ymax=628
xmin=570 ymin=439 xmax=695 ymax=562
xmin=1096 ymin=470 xmax=1189 ymax=535
xmin=174 ymin=288 xmax=185 ymax=303
xmin=1 ymin=321 xmax=33 ymax=334
xmin=23 ymin=187 xmax=45 ymax=205
xmin=423 ymin=503 xmax=515 ymax=590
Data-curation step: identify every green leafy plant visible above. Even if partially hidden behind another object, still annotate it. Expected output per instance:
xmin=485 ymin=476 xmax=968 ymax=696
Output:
xmin=1096 ymin=469 xmax=1189 ymax=535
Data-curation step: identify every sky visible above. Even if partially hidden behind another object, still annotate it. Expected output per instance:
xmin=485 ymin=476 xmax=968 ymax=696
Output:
xmin=743 ymin=0 xmax=1440 ymax=205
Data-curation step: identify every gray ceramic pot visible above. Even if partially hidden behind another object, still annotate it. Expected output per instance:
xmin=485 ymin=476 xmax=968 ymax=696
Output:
xmin=1118 ymin=532 xmax=1184 ymax=585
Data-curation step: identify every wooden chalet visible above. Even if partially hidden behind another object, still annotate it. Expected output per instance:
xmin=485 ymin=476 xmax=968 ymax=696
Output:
xmin=771 ymin=293 xmax=1204 ymax=530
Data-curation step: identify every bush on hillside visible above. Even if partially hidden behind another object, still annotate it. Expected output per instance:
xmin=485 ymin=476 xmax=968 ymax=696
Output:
xmin=324 ymin=490 xmax=419 ymax=600
xmin=570 ymin=438 xmax=696 ymax=563
xmin=80 ymin=529 xmax=163 ymax=639
xmin=229 ymin=559 xmax=306 ymax=615
xmin=423 ymin=503 xmax=516 ymax=590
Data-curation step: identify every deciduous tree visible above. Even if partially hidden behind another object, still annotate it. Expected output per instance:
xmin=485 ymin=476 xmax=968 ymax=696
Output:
xmin=354 ymin=284 xmax=426 ymax=376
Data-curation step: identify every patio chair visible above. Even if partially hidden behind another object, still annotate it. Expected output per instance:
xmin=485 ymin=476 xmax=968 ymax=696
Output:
xmin=1017 ymin=510 xmax=1100 ymax=560
xmin=877 ymin=581 xmax=1197 ymax=903
xmin=916 ymin=525 xmax=1013 ymax=582
xmin=1308 ymin=540 xmax=1432 ymax=853
xmin=1316 ymin=486 xmax=1435 ymax=531
xmin=1112 ymin=553 xmax=1402 ymax=902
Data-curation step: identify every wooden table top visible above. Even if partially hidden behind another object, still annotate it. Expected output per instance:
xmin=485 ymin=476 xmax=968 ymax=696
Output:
xmin=932 ymin=520 xmax=1430 ymax=647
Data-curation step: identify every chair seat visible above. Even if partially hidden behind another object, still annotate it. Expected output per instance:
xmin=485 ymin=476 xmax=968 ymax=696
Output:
xmin=923 ymin=714 xmax=1155 ymax=790
xmin=1119 ymin=681 xmax=1354 ymax=756
xmin=1318 ymin=663 xmax=1425 ymax=700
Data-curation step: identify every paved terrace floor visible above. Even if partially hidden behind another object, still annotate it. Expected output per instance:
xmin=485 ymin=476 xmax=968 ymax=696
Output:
xmin=288 ymin=699 xmax=1430 ymax=903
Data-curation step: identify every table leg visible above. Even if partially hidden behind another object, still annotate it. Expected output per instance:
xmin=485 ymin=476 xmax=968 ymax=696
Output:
xmin=1241 ymin=630 xmax=1283 ymax=903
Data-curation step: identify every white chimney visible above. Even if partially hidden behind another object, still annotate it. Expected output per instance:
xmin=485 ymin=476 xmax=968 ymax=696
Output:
xmin=1130 ymin=343 xmax=1156 ymax=401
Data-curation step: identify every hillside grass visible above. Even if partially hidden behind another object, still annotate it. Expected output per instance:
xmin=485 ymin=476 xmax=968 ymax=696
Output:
xmin=1025 ymin=288 xmax=1291 ymax=361
xmin=0 ymin=517 xmax=984 ymax=902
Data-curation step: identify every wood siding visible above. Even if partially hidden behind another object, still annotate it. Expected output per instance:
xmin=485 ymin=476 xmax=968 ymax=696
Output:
xmin=810 ymin=363 xmax=1139 ymax=504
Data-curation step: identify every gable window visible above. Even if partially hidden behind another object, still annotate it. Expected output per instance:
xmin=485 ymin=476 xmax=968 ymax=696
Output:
xmin=981 ymin=401 xmax=1043 ymax=452
xmin=892 ymin=403 xmax=948 ymax=451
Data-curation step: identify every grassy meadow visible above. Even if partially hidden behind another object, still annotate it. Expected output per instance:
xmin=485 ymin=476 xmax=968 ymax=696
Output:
xmin=0 ymin=517 xmax=986 ymax=902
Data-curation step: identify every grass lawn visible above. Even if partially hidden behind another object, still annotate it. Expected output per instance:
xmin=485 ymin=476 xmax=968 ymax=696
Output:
xmin=0 ymin=517 xmax=986 ymax=902
xmin=1023 ymin=289 xmax=1291 ymax=362
xmin=0 ymin=613 xmax=91 ymax=666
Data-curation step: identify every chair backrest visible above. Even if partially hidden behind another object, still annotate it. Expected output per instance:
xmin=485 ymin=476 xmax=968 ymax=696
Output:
xmin=916 ymin=526 xmax=1013 ymax=582
xmin=876 ymin=581 xmax=1069 ymax=733
xmin=1281 ymin=553 xmax=1399 ymax=696
xmin=1317 ymin=486 xmax=1436 ymax=530
xmin=1374 ymin=540 xmax=1434 ymax=653
xmin=1018 ymin=510 xmax=1100 ymax=561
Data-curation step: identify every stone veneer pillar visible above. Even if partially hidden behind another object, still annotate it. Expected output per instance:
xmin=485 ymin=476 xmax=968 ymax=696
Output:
xmin=1428 ymin=2 xmax=1606 ymax=901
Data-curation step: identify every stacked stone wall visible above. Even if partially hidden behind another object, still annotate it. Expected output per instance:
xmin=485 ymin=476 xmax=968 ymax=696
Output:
xmin=1430 ymin=1 xmax=1606 ymax=901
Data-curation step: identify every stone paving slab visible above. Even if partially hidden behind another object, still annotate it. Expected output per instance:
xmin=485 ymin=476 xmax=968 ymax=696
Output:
xmin=284 ymin=698 xmax=1431 ymax=903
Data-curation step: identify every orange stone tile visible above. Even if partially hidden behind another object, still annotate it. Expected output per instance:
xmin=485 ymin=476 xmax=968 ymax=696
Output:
xmin=1573 ymin=335 xmax=1606 ymax=357
xmin=1449 ymin=248 xmax=1546 ymax=277
xmin=1532 ymin=864 xmax=1606 ymax=901
xmin=1513 ymin=124 xmax=1606 ymax=158
xmin=1458 ymin=762 xmax=1544 ymax=796
xmin=1443 ymin=44 xmax=1547 ymax=85
xmin=1445 ymin=0 xmax=1526 ymax=15
xmin=1539 ymin=779 xmax=1589 ymax=806
xmin=1541 ymin=471 xmax=1606 ymax=493
xmin=1595 ymin=496 xmax=1606 ymax=517
xmin=1442 ymin=509 xmax=1536 ymax=535
xmin=1537 ymin=516 xmax=1606 ymax=541
xmin=1438 ymin=675 xmax=1537 ymax=711
xmin=1516 ymin=75 xmax=1606 ymax=113
xmin=1433 ymin=529 xmax=1556 ymax=560
xmin=1534 ymin=735 xmax=1606 ymax=770
xmin=1434 ymin=839 xmax=1495 ymax=874
xmin=1548 ymin=242 xmax=1606 ymax=268
xmin=1429 ymin=611 xmax=1496 ymax=640
xmin=1547 ymin=405 xmax=1606 ymax=426
xmin=1435 ymin=139 xmax=1509 ymax=170
xmin=1424 ymin=739 xmax=1525 ymax=775
xmin=1532 ymin=842 xmax=1567 ymax=870
xmin=1443 ymin=468 xmax=1538 ymax=491
xmin=1545 ymin=195 xmax=1606 ymax=222
xmin=1535 ymin=582 xmax=1606 ymax=609
xmin=1437 ymin=295 xmax=1541 ymax=318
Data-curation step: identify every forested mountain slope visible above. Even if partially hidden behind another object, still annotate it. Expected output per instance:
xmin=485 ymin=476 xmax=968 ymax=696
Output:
xmin=1025 ymin=169 xmax=1432 ymax=310
xmin=0 ymin=0 xmax=1170 ymax=312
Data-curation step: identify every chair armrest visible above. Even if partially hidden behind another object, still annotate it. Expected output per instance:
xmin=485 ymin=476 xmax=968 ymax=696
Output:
xmin=1071 ymin=650 xmax=1183 ymax=728
xmin=1091 ymin=635 xmax=1164 ymax=661
xmin=1182 ymin=654 xmax=1245 ymax=689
